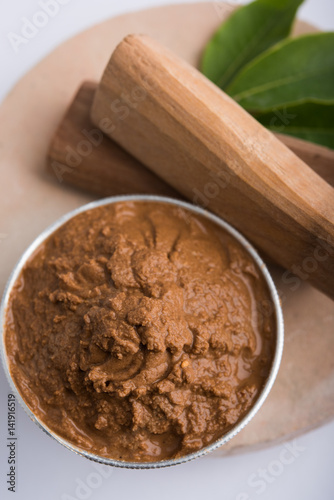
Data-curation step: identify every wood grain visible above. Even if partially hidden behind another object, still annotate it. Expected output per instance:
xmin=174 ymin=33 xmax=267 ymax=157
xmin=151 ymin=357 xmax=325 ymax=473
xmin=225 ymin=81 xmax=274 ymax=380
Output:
xmin=47 ymin=82 xmax=334 ymax=196
xmin=46 ymin=81 xmax=179 ymax=198
xmin=275 ymin=133 xmax=334 ymax=187
xmin=91 ymin=34 xmax=334 ymax=300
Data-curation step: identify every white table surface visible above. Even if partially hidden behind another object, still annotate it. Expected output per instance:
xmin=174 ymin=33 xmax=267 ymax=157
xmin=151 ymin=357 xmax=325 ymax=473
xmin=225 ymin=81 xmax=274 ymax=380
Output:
xmin=1 ymin=1 xmax=334 ymax=499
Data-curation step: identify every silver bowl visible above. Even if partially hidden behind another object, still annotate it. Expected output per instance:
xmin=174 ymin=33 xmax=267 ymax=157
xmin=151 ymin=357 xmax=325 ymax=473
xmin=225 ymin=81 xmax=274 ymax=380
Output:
xmin=0 ymin=195 xmax=284 ymax=469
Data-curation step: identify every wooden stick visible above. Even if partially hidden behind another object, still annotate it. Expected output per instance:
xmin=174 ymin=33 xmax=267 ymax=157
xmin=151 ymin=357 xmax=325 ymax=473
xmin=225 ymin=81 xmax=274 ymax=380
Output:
xmin=46 ymin=82 xmax=334 ymax=199
xmin=46 ymin=82 xmax=179 ymax=198
xmin=91 ymin=35 xmax=334 ymax=299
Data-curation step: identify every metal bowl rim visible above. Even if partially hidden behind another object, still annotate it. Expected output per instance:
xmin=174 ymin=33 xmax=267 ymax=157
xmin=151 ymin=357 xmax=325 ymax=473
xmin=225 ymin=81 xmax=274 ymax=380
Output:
xmin=0 ymin=194 xmax=284 ymax=469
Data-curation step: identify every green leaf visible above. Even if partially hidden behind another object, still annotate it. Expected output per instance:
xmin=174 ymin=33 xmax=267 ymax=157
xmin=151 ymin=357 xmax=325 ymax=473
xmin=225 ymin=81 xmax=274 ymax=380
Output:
xmin=227 ymin=33 xmax=334 ymax=112
xmin=254 ymin=102 xmax=334 ymax=149
xmin=201 ymin=0 xmax=304 ymax=89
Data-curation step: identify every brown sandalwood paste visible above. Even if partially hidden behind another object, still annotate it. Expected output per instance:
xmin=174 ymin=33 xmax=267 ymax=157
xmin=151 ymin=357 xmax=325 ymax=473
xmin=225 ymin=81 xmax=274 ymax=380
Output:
xmin=5 ymin=201 xmax=275 ymax=462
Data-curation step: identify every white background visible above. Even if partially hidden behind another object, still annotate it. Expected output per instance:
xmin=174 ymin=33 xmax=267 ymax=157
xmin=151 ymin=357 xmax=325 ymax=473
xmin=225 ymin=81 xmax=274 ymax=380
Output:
xmin=1 ymin=1 xmax=334 ymax=499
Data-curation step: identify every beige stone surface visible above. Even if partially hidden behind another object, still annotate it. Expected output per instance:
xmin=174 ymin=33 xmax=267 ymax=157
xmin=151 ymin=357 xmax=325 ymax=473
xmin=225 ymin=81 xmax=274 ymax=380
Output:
xmin=0 ymin=2 xmax=332 ymax=456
